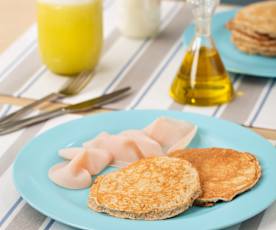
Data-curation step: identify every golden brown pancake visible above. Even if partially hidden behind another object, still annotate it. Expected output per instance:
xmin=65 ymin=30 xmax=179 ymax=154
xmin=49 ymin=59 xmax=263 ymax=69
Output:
xmin=228 ymin=28 xmax=276 ymax=56
xmin=226 ymin=1 xmax=276 ymax=56
xmin=231 ymin=36 xmax=276 ymax=56
xmin=88 ymin=156 xmax=201 ymax=220
xmin=226 ymin=20 xmax=276 ymax=42
xmin=231 ymin=30 xmax=276 ymax=47
xmin=170 ymin=148 xmax=261 ymax=207
xmin=233 ymin=1 xmax=276 ymax=38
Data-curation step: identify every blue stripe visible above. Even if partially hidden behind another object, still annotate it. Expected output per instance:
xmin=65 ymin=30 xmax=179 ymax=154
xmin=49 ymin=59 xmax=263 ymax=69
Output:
xmin=131 ymin=46 xmax=242 ymax=110
xmin=0 ymin=105 xmax=11 ymax=118
xmin=15 ymin=67 xmax=47 ymax=96
xmin=44 ymin=219 xmax=55 ymax=230
xmin=44 ymin=4 xmax=179 ymax=230
xmin=0 ymin=0 xmax=117 ymax=225
xmin=0 ymin=3 xmax=179 ymax=228
xmin=102 ymin=3 xmax=178 ymax=95
xmin=0 ymin=105 xmax=9 ymax=118
xmin=212 ymin=106 xmax=221 ymax=117
xmin=131 ymin=41 xmax=182 ymax=109
xmin=1 ymin=0 xmax=150 ymax=117
xmin=212 ymin=74 xmax=240 ymax=117
xmin=0 ymin=197 xmax=23 ymax=227
xmin=249 ymin=79 xmax=275 ymax=126
xmin=0 ymin=0 xmax=114 ymax=118
xmin=0 ymin=0 xmax=111 ymax=83
xmin=102 ymin=39 xmax=149 ymax=94
xmin=1 ymin=67 xmax=47 ymax=117
xmin=0 ymin=41 xmax=37 ymax=82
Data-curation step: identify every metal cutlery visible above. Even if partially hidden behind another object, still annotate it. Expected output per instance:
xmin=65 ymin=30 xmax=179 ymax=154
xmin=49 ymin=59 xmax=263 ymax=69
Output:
xmin=0 ymin=87 xmax=131 ymax=135
xmin=0 ymin=70 xmax=93 ymax=125
xmin=0 ymin=93 xmax=66 ymax=110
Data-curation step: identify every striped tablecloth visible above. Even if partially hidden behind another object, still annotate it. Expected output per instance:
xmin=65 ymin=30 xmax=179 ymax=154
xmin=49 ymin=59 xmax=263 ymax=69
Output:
xmin=0 ymin=1 xmax=276 ymax=229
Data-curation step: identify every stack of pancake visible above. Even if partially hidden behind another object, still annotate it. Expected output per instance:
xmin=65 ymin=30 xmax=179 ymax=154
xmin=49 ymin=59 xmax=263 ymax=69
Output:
xmin=226 ymin=1 xmax=276 ymax=56
xmin=88 ymin=148 xmax=261 ymax=220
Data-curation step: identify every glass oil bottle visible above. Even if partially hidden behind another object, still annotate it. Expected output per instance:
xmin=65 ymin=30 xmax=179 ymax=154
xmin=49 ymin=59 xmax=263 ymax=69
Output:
xmin=170 ymin=0 xmax=234 ymax=106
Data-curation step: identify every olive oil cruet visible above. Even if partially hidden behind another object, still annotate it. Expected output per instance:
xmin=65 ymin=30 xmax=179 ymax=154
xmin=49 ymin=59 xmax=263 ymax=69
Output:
xmin=170 ymin=0 xmax=234 ymax=106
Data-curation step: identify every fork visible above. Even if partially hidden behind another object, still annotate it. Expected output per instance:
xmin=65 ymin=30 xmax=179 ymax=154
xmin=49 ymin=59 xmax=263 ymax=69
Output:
xmin=0 ymin=87 xmax=131 ymax=135
xmin=0 ymin=70 xmax=93 ymax=125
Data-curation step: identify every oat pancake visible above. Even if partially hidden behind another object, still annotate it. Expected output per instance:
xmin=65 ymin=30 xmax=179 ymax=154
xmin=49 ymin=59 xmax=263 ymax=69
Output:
xmin=232 ymin=36 xmax=276 ymax=56
xmin=226 ymin=1 xmax=276 ymax=56
xmin=226 ymin=20 xmax=276 ymax=42
xmin=170 ymin=148 xmax=261 ymax=207
xmin=231 ymin=30 xmax=276 ymax=46
xmin=233 ymin=1 xmax=276 ymax=38
xmin=88 ymin=157 xmax=201 ymax=220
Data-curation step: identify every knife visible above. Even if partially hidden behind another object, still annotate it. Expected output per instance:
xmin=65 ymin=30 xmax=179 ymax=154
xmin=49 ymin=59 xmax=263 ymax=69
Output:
xmin=0 ymin=87 xmax=131 ymax=135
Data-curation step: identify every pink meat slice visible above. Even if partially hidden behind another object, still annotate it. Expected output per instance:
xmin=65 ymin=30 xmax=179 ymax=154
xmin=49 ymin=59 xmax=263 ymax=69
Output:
xmin=48 ymin=148 xmax=113 ymax=189
xmin=84 ymin=148 xmax=113 ymax=175
xmin=144 ymin=117 xmax=197 ymax=152
xmin=83 ymin=132 xmax=140 ymax=162
xmin=59 ymin=147 xmax=84 ymax=160
xmin=120 ymin=130 xmax=164 ymax=157
xmin=49 ymin=117 xmax=197 ymax=189
xmin=48 ymin=159 xmax=91 ymax=189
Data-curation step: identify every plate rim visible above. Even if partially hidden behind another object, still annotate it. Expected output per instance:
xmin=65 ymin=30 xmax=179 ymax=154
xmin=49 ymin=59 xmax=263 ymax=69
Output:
xmin=13 ymin=110 xmax=276 ymax=230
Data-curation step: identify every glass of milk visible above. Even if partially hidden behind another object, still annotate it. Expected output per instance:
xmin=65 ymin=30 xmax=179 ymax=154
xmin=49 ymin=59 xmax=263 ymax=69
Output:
xmin=37 ymin=0 xmax=103 ymax=76
xmin=117 ymin=0 xmax=161 ymax=39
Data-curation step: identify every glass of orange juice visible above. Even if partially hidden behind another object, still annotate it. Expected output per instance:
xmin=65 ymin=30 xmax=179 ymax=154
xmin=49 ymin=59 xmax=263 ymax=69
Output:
xmin=37 ymin=0 xmax=103 ymax=76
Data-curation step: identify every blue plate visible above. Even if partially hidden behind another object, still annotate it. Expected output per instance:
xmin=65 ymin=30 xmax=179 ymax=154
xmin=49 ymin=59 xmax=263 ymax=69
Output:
xmin=13 ymin=110 xmax=276 ymax=230
xmin=182 ymin=10 xmax=276 ymax=78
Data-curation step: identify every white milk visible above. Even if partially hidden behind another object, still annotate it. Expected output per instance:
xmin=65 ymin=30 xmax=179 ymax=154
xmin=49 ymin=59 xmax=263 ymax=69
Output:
xmin=117 ymin=0 xmax=161 ymax=39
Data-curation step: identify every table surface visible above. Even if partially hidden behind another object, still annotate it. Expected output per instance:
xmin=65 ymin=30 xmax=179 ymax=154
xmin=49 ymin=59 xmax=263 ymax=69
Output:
xmin=0 ymin=1 xmax=276 ymax=230
xmin=0 ymin=0 xmax=36 ymax=52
